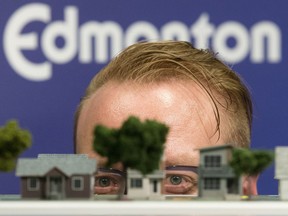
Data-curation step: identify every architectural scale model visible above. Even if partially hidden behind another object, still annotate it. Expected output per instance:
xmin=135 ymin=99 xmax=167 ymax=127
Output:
xmin=275 ymin=146 xmax=288 ymax=200
xmin=198 ymin=145 xmax=241 ymax=200
xmin=198 ymin=144 xmax=273 ymax=200
xmin=16 ymin=154 xmax=97 ymax=199
xmin=126 ymin=168 xmax=164 ymax=200
xmin=0 ymin=118 xmax=279 ymax=202
xmin=93 ymin=116 xmax=168 ymax=200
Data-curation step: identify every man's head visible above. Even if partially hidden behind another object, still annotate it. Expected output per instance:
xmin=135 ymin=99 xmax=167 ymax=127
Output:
xmin=74 ymin=41 xmax=255 ymax=194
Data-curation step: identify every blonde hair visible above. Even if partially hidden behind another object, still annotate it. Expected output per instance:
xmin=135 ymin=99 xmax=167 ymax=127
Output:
xmin=74 ymin=41 xmax=252 ymax=149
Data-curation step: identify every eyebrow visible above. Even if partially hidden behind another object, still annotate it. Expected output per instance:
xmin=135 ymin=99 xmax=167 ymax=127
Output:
xmin=97 ymin=167 xmax=127 ymax=177
xmin=165 ymin=165 xmax=198 ymax=174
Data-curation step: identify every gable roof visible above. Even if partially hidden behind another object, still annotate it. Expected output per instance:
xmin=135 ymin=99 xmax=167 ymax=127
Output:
xmin=199 ymin=144 xmax=233 ymax=153
xmin=16 ymin=154 xmax=97 ymax=177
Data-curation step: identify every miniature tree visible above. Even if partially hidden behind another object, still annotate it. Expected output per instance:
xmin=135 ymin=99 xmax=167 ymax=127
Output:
xmin=93 ymin=116 xmax=169 ymax=175
xmin=0 ymin=120 xmax=32 ymax=172
xmin=230 ymin=148 xmax=274 ymax=197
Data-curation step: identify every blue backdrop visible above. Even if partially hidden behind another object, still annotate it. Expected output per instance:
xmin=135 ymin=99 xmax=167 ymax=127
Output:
xmin=0 ymin=0 xmax=287 ymax=195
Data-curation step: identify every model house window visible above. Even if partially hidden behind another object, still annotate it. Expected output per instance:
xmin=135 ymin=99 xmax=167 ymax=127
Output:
xmin=204 ymin=155 xmax=221 ymax=167
xmin=204 ymin=178 xmax=220 ymax=190
xmin=130 ymin=178 xmax=143 ymax=188
xmin=27 ymin=177 xmax=39 ymax=191
xmin=72 ymin=176 xmax=84 ymax=191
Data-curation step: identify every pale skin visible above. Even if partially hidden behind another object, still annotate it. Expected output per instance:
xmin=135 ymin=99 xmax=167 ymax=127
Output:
xmin=76 ymin=80 xmax=258 ymax=195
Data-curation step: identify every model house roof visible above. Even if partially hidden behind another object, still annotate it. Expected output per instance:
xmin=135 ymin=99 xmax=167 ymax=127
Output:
xmin=199 ymin=144 xmax=233 ymax=153
xmin=127 ymin=168 xmax=164 ymax=179
xmin=16 ymin=154 xmax=97 ymax=177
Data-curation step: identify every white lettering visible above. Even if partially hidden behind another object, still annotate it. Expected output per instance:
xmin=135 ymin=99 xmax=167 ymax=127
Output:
xmin=42 ymin=6 xmax=78 ymax=64
xmin=161 ymin=21 xmax=190 ymax=41
xmin=3 ymin=3 xmax=51 ymax=81
xmin=191 ymin=13 xmax=215 ymax=48
xmin=79 ymin=21 xmax=123 ymax=63
xmin=213 ymin=21 xmax=249 ymax=63
xmin=251 ymin=21 xmax=282 ymax=63
xmin=125 ymin=21 xmax=159 ymax=47
xmin=3 ymin=4 xmax=283 ymax=82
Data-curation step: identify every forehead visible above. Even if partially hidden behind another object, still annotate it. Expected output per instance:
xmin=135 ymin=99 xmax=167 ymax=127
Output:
xmin=77 ymin=80 xmax=224 ymax=166
xmin=82 ymin=80 xmax=213 ymax=122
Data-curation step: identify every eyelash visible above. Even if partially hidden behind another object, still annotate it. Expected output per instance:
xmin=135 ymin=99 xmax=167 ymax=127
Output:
xmin=164 ymin=174 xmax=198 ymax=194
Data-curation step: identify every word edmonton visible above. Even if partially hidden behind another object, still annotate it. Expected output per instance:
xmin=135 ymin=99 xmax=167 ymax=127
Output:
xmin=3 ymin=3 xmax=282 ymax=81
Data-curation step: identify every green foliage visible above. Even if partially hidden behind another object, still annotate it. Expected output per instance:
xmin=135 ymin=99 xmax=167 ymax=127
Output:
xmin=0 ymin=120 xmax=32 ymax=172
xmin=93 ymin=116 xmax=169 ymax=175
xmin=93 ymin=125 xmax=120 ymax=166
xmin=230 ymin=148 xmax=274 ymax=176
xmin=252 ymin=151 xmax=274 ymax=174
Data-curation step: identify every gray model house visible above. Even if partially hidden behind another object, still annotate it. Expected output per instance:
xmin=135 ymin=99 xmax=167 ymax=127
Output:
xmin=16 ymin=154 xmax=97 ymax=199
xmin=275 ymin=146 xmax=288 ymax=200
xmin=198 ymin=145 xmax=241 ymax=199
xmin=127 ymin=169 xmax=164 ymax=200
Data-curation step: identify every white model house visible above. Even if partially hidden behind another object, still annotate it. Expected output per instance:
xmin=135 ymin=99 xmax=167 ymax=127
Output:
xmin=126 ymin=169 xmax=164 ymax=200
xmin=198 ymin=145 xmax=241 ymax=199
xmin=16 ymin=154 xmax=97 ymax=199
xmin=275 ymin=146 xmax=288 ymax=200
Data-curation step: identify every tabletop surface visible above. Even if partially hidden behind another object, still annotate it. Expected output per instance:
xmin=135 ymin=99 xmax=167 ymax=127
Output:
xmin=0 ymin=199 xmax=287 ymax=216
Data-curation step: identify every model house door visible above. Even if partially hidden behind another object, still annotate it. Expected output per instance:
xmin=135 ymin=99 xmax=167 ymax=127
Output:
xmin=49 ymin=176 xmax=63 ymax=199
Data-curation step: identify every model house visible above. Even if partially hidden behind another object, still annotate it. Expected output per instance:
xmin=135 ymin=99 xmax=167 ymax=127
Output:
xmin=127 ymin=169 xmax=164 ymax=200
xmin=275 ymin=146 xmax=288 ymax=200
xmin=198 ymin=145 xmax=241 ymax=199
xmin=16 ymin=154 xmax=97 ymax=199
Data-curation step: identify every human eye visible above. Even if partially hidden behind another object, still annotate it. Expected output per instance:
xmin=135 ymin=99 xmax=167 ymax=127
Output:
xmin=94 ymin=173 xmax=124 ymax=195
xmin=164 ymin=172 xmax=198 ymax=195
